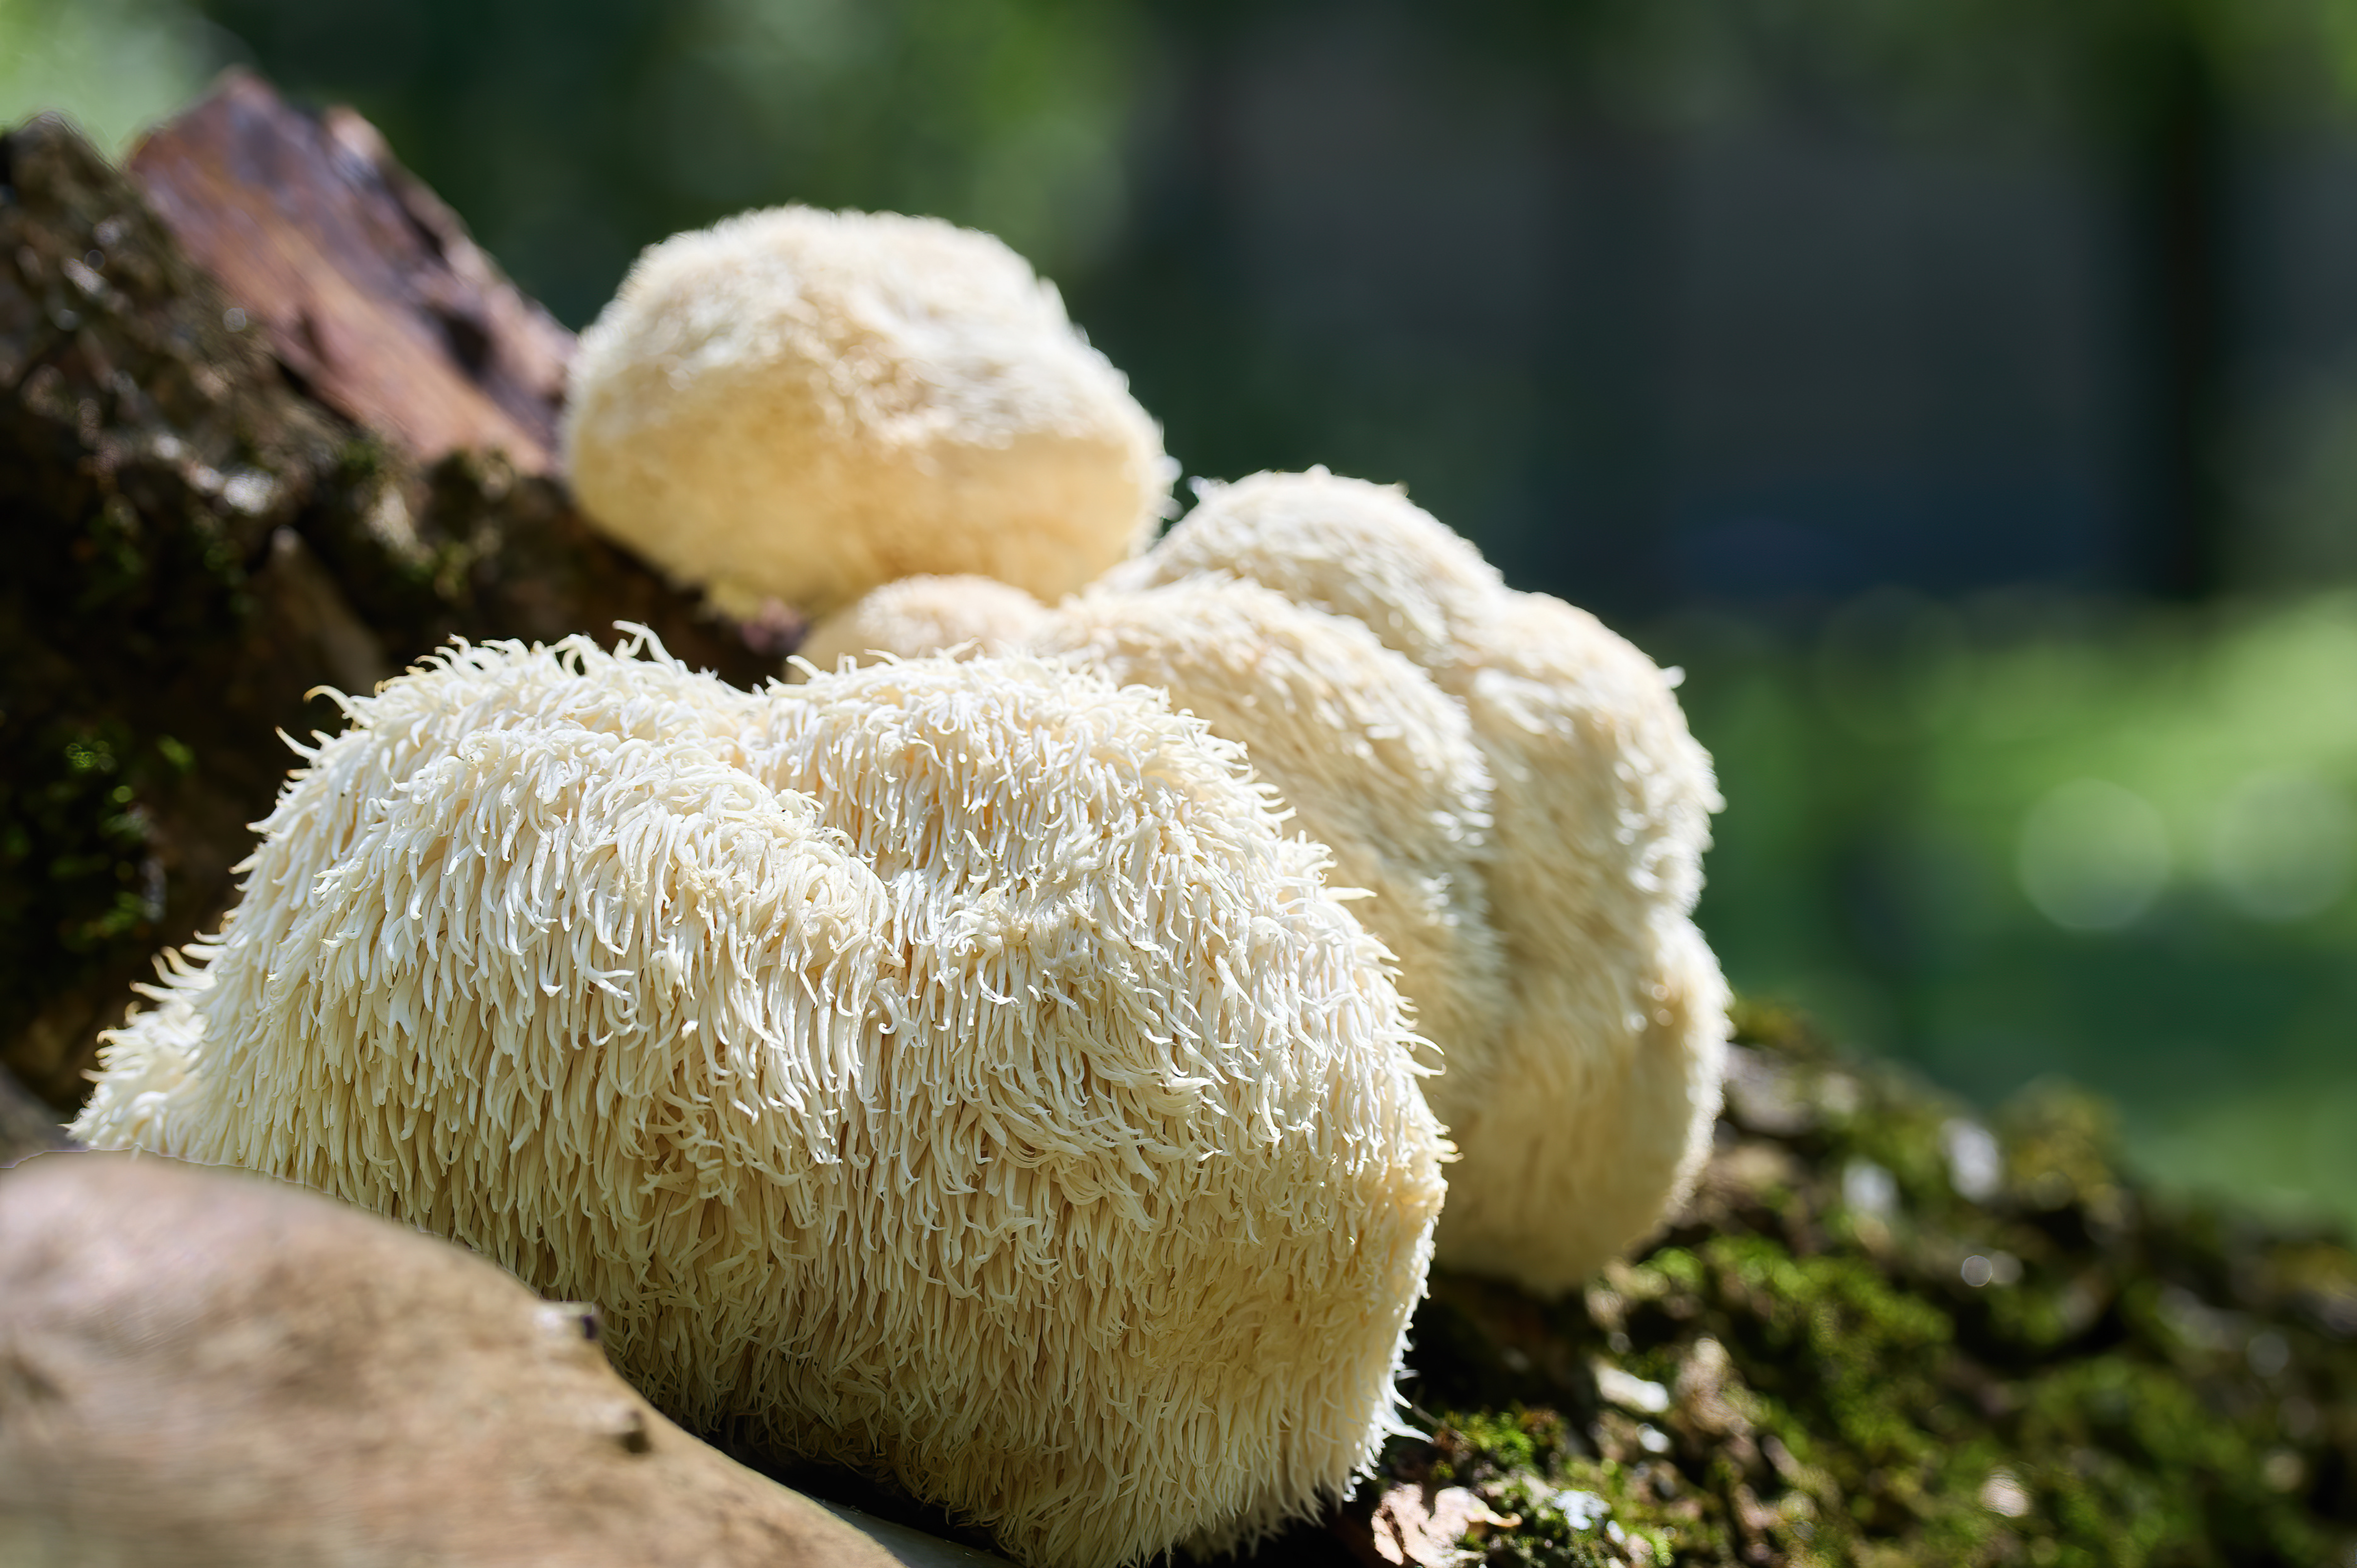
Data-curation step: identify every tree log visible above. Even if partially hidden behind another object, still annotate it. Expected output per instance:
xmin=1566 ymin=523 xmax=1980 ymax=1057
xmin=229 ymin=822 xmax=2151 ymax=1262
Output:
xmin=0 ymin=80 xmax=785 ymax=1111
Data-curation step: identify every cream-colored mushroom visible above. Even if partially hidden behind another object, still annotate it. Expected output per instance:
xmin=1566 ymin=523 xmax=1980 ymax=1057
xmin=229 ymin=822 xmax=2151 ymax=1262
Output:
xmin=564 ymin=207 xmax=1173 ymax=621
xmin=1034 ymin=578 xmax=1504 ymax=1099
xmin=1107 ymin=472 xmax=1729 ymax=1295
xmin=793 ymin=573 xmax=1049 ymax=676
xmin=73 ymin=634 xmax=1445 ymax=1568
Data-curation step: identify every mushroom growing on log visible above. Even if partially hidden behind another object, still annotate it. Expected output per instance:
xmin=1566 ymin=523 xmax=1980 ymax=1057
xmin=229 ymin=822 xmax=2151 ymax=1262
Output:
xmin=0 ymin=78 xmax=778 ymax=1109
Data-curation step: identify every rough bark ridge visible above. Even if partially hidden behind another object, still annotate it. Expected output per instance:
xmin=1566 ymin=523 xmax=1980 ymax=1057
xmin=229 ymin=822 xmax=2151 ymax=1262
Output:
xmin=129 ymin=69 xmax=575 ymax=475
xmin=0 ymin=81 xmax=779 ymax=1109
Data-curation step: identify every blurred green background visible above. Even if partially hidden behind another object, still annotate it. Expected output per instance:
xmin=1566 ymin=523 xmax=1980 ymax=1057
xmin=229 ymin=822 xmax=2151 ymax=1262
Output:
xmin=6 ymin=0 xmax=2356 ymax=1224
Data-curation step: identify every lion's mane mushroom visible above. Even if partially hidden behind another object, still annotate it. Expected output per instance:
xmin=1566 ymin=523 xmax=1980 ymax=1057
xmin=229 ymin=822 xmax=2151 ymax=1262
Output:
xmin=72 ymin=634 xmax=1446 ymax=1568
xmin=793 ymin=572 xmax=1052 ymax=674
xmin=1030 ymin=578 xmax=1506 ymax=1099
xmin=563 ymin=206 xmax=1175 ymax=621
xmin=1124 ymin=471 xmax=1729 ymax=1296
xmin=797 ymin=574 xmax=1508 ymax=1110
xmin=827 ymin=468 xmax=1728 ymax=1293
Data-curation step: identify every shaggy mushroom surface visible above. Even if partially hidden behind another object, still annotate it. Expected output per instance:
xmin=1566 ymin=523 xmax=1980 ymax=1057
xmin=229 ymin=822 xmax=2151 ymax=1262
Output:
xmin=70 ymin=633 xmax=1446 ymax=1568
xmin=809 ymin=470 xmax=1728 ymax=1296
xmin=798 ymin=574 xmax=1510 ymax=1117
xmin=1139 ymin=473 xmax=1728 ymax=1295
xmin=1030 ymin=578 xmax=1506 ymax=1100
xmin=563 ymin=207 xmax=1173 ymax=621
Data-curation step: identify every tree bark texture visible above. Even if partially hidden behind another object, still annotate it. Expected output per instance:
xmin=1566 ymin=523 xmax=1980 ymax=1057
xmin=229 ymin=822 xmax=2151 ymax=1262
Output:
xmin=0 ymin=76 xmax=784 ymax=1112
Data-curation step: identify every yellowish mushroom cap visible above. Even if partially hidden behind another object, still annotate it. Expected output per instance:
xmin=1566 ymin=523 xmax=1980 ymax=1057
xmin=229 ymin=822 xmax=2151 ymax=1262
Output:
xmin=564 ymin=207 xmax=1174 ymax=621
xmin=1424 ymin=592 xmax=1727 ymax=1291
xmin=1113 ymin=472 xmax=1730 ymax=1295
xmin=792 ymin=573 xmax=1049 ymax=678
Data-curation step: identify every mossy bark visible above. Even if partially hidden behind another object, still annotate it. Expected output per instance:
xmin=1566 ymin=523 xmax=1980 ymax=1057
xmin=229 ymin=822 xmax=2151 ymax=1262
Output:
xmin=0 ymin=98 xmax=779 ymax=1110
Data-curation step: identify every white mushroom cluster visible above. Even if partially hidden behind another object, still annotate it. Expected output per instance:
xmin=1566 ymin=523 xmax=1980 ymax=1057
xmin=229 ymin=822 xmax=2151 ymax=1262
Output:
xmin=74 ymin=195 xmax=1729 ymax=1565
xmin=803 ymin=468 xmax=1730 ymax=1295
xmin=72 ymin=632 xmax=1446 ymax=1568
xmin=563 ymin=207 xmax=1174 ymax=621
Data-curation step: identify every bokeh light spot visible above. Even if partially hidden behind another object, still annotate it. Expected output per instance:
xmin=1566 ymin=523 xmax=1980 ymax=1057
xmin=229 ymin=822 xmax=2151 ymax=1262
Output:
xmin=2017 ymin=778 xmax=2171 ymax=931
xmin=2205 ymin=770 xmax=2354 ymax=922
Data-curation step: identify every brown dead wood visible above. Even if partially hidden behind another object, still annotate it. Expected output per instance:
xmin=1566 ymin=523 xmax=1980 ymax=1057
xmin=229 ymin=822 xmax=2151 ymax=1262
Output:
xmin=0 ymin=80 xmax=784 ymax=1110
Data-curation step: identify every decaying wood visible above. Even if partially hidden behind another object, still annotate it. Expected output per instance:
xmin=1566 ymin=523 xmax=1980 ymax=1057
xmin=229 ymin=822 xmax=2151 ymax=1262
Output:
xmin=0 ymin=88 xmax=785 ymax=1111
xmin=130 ymin=69 xmax=574 ymax=474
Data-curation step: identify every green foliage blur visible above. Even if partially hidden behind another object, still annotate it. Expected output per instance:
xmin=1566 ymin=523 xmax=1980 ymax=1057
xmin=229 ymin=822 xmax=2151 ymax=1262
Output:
xmin=3 ymin=0 xmax=2355 ymax=1223
xmin=0 ymin=0 xmax=215 ymax=152
xmin=169 ymin=0 xmax=1142 ymax=327
xmin=1663 ymin=594 xmax=2357 ymax=1225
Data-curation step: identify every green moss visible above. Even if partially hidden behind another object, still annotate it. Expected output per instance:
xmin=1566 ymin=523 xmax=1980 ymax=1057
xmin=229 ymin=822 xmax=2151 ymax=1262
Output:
xmin=1320 ymin=1007 xmax=2357 ymax=1568
xmin=0 ymin=721 xmax=189 ymax=1001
